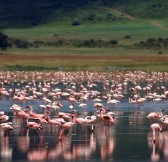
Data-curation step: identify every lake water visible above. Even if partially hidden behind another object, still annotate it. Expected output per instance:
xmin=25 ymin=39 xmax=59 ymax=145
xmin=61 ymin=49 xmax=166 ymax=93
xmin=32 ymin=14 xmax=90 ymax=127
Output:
xmin=0 ymin=71 xmax=168 ymax=162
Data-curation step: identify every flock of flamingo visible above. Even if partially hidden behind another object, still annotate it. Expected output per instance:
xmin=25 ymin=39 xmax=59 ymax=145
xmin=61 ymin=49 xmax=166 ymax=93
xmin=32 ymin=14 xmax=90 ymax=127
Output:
xmin=0 ymin=70 xmax=168 ymax=144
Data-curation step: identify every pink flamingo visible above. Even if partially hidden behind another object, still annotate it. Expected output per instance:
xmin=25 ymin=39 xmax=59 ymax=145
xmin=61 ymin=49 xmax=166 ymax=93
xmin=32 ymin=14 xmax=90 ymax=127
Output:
xmin=14 ymin=109 xmax=30 ymax=135
xmin=160 ymin=115 xmax=168 ymax=130
xmin=129 ymin=95 xmax=137 ymax=108
xmin=151 ymin=142 xmax=160 ymax=162
xmin=67 ymin=96 xmax=78 ymax=106
xmin=72 ymin=114 xmax=96 ymax=135
xmin=94 ymin=103 xmax=104 ymax=110
xmin=10 ymin=104 xmax=22 ymax=115
xmin=107 ymin=99 xmax=120 ymax=108
xmin=129 ymin=95 xmax=146 ymax=109
xmin=44 ymin=116 xmax=63 ymax=129
xmin=56 ymin=111 xmax=72 ymax=121
xmin=0 ymin=111 xmax=9 ymax=123
xmin=84 ymin=115 xmax=97 ymax=133
xmin=0 ymin=111 xmax=5 ymax=116
xmin=58 ymin=118 xmax=75 ymax=140
xmin=25 ymin=105 xmax=48 ymax=119
xmin=150 ymin=123 xmax=162 ymax=143
xmin=99 ymin=109 xmax=116 ymax=124
xmin=98 ymin=109 xmax=116 ymax=134
xmin=26 ymin=121 xmax=43 ymax=143
xmin=135 ymin=97 xmax=146 ymax=109
xmin=147 ymin=109 xmax=164 ymax=122
xmin=0 ymin=122 xmax=13 ymax=136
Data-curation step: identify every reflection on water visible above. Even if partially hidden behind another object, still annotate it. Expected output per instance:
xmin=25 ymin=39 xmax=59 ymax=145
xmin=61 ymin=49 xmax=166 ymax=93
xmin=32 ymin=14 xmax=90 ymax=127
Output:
xmin=0 ymin=135 xmax=13 ymax=161
xmin=1 ymin=115 xmax=116 ymax=161
xmin=147 ymin=131 xmax=168 ymax=162
xmin=1 ymin=71 xmax=168 ymax=162
xmin=0 ymin=110 xmax=167 ymax=162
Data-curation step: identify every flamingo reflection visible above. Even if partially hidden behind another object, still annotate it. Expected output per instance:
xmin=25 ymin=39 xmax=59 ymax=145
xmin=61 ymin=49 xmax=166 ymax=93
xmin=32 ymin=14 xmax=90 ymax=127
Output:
xmin=161 ymin=131 xmax=168 ymax=161
xmin=0 ymin=135 xmax=13 ymax=161
xmin=27 ymin=148 xmax=48 ymax=161
xmin=72 ymin=133 xmax=96 ymax=160
xmin=148 ymin=138 xmax=160 ymax=162
xmin=150 ymin=123 xmax=162 ymax=143
xmin=17 ymin=136 xmax=30 ymax=153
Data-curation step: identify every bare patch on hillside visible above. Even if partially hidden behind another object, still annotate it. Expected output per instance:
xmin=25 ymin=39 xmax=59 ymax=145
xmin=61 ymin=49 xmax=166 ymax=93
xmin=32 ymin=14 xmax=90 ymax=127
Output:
xmin=112 ymin=9 xmax=135 ymax=21
xmin=150 ymin=21 xmax=168 ymax=30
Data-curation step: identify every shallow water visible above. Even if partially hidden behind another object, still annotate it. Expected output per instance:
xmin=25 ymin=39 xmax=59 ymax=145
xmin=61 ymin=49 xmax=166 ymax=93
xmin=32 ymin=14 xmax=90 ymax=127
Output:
xmin=0 ymin=98 xmax=168 ymax=162
xmin=0 ymin=71 xmax=168 ymax=162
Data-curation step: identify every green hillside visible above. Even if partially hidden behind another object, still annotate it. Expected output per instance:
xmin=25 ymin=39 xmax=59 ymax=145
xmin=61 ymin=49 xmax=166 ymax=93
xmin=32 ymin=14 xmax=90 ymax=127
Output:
xmin=0 ymin=0 xmax=168 ymax=28
xmin=0 ymin=0 xmax=168 ymax=71
xmin=1 ymin=0 xmax=168 ymax=48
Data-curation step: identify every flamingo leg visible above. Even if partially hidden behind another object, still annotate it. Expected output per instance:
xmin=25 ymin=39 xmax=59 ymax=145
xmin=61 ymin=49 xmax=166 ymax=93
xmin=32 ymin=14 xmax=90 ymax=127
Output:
xmin=22 ymin=119 xmax=25 ymax=136
xmin=58 ymin=129 xmax=64 ymax=140
xmin=91 ymin=124 xmax=94 ymax=133
xmin=33 ymin=129 xmax=36 ymax=144
xmin=36 ymin=128 xmax=43 ymax=144
xmin=4 ymin=130 xmax=8 ymax=137
xmin=152 ymin=129 xmax=156 ymax=143
xmin=85 ymin=126 xmax=88 ymax=138
xmin=26 ymin=127 xmax=29 ymax=137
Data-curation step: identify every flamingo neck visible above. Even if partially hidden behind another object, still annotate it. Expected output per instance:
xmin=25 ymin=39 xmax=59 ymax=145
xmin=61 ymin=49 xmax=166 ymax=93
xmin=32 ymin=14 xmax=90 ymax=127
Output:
xmin=159 ymin=112 xmax=163 ymax=118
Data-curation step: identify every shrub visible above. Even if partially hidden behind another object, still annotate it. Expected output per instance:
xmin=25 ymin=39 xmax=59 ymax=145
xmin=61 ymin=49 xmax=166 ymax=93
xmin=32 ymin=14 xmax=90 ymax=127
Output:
xmin=13 ymin=39 xmax=29 ymax=48
xmin=71 ymin=21 xmax=81 ymax=26
xmin=0 ymin=32 xmax=11 ymax=50
xmin=110 ymin=39 xmax=118 ymax=45
xmin=124 ymin=35 xmax=131 ymax=39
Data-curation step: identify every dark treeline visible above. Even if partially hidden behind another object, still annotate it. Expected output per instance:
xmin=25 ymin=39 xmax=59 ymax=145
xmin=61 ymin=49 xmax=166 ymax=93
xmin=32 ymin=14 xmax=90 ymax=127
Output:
xmin=0 ymin=0 xmax=168 ymax=28
xmin=0 ymin=0 xmax=125 ymax=28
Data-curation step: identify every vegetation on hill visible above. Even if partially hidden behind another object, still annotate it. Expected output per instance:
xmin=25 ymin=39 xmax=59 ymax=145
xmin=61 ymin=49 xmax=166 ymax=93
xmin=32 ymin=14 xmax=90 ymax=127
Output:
xmin=0 ymin=0 xmax=168 ymax=28
xmin=0 ymin=0 xmax=168 ymax=71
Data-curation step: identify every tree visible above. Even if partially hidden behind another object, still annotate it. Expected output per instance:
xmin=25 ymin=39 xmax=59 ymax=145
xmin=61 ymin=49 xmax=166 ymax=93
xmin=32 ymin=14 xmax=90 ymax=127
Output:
xmin=110 ymin=39 xmax=118 ymax=45
xmin=0 ymin=32 xmax=10 ymax=50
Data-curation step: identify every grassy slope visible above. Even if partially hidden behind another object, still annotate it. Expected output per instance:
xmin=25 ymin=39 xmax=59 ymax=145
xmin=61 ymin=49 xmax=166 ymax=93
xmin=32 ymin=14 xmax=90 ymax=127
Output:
xmin=1 ymin=0 xmax=168 ymax=71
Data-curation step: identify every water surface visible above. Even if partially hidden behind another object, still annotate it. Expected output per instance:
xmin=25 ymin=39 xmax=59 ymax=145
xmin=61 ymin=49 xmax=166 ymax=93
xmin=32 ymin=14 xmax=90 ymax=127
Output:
xmin=0 ymin=71 xmax=168 ymax=162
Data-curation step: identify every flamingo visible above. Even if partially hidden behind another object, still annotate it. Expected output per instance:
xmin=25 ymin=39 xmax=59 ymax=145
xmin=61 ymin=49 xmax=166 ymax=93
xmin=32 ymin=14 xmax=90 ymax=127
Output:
xmin=39 ymin=104 xmax=46 ymax=112
xmin=151 ymin=142 xmax=160 ymax=162
xmin=94 ymin=103 xmax=104 ymax=109
xmin=160 ymin=114 xmax=168 ymax=122
xmin=10 ymin=104 xmax=22 ymax=115
xmin=84 ymin=115 xmax=97 ymax=132
xmin=136 ymin=97 xmax=146 ymax=108
xmin=129 ymin=95 xmax=137 ymax=108
xmin=12 ymin=108 xmax=30 ymax=135
xmin=45 ymin=102 xmax=62 ymax=114
xmin=32 ymin=90 xmax=44 ymax=98
xmin=44 ymin=116 xmax=63 ymax=128
xmin=99 ymin=109 xmax=116 ymax=124
xmin=0 ymin=122 xmax=13 ymax=136
xmin=25 ymin=105 xmax=48 ymax=119
xmin=107 ymin=99 xmax=120 ymax=108
xmin=150 ymin=123 xmax=162 ymax=143
xmin=52 ymin=101 xmax=63 ymax=108
xmin=72 ymin=114 xmax=96 ymax=134
xmin=69 ymin=104 xmax=74 ymax=110
xmin=94 ymin=98 xmax=102 ymax=102
xmin=42 ymin=97 xmax=52 ymax=104
xmin=78 ymin=103 xmax=87 ymax=108
xmin=147 ymin=109 xmax=164 ymax=122
xmin=129 ymin=95 xmax=146 ymax=109
xmin=58 ymin=120 xmax=75 ymax=140
xmin=160 ymin=115 xmax=168 ymax=130
xmin=0 ymin=111 xmax=5 ymax=116
xmin=67 ymin=96 xmax=78 ymax=105
xmin=0 ymin=113 xmax=9 ymax=123
xmin=26 ymin=121 xmax=43 ymax=143
xmin=56 ymin=111 xmax=72 ymax=121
